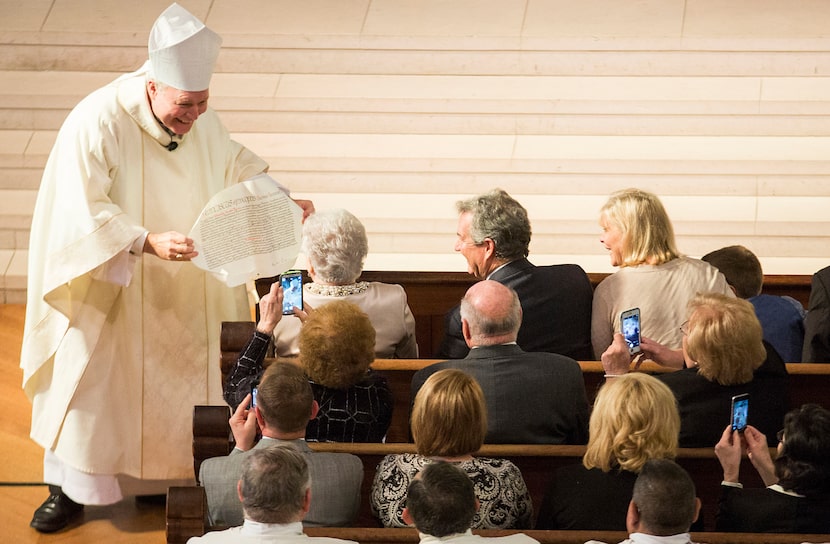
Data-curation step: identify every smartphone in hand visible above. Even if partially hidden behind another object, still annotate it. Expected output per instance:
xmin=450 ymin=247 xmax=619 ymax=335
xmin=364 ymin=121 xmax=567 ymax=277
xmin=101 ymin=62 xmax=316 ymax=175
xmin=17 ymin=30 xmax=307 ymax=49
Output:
xmin=280 ymin=270 xmax=303 ymax=315
xmin=621 ymin=308 xmax=642 ymax=355
xmin=731 ymin=393 xmax=749 ymax=432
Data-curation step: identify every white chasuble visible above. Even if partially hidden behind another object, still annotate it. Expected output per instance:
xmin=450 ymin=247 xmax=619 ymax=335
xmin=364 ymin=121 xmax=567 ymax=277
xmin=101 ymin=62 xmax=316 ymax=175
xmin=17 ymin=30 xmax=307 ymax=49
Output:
xmin=21 ymin=68 xmax=273 ymax=482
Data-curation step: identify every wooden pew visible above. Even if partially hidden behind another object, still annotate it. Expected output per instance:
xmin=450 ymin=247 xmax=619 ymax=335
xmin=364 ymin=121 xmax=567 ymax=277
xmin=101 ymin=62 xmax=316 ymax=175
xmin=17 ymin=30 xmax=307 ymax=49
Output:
xmin=190 ymin=407 xmax=767 ymax=534
xmin=252 ymin=272 xmax=813 ymax=358
xmin=217 ymin=319 xmax=830 ymax=445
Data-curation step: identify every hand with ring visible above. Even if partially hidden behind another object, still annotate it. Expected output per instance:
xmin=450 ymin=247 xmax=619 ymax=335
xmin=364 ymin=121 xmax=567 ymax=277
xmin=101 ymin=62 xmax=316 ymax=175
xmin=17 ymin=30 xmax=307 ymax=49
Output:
xmin=144 ymin=231 xmax=198 ymax=261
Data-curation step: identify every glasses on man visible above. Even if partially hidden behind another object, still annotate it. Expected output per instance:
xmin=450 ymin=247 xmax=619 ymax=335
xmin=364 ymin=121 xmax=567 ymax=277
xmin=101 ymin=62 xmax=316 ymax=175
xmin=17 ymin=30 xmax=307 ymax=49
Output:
xmin=679 ymin=320 xmax=690 ymax=335
xmin=777 ymin=429 xmax=785 ymax=443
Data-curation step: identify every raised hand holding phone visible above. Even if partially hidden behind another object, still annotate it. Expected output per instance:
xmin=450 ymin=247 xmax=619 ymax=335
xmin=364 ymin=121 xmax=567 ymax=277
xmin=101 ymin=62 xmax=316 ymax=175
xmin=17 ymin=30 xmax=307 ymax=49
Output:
xmin=280 ymin=270 xmax=304 ymax=315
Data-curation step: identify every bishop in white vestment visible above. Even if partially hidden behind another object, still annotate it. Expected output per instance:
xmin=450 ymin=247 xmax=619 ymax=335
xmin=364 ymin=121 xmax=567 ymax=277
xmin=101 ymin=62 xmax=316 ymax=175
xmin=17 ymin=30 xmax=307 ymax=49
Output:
xmin=21 ymin=3 xmax=311 ymax=532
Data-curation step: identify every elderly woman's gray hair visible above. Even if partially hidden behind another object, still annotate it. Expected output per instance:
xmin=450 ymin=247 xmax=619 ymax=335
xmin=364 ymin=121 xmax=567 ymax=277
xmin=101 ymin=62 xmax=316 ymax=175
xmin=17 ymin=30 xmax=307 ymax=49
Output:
xmin=301 ymin=209 xmax=369 ymax=284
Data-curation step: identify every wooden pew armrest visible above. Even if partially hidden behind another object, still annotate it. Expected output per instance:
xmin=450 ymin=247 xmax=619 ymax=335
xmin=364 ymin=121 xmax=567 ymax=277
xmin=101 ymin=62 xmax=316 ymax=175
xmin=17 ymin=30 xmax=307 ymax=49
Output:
xmin=166 ymin=486 xmax=207 ymax=544
xmin=192 ymin=405 xmax=232 ymax=481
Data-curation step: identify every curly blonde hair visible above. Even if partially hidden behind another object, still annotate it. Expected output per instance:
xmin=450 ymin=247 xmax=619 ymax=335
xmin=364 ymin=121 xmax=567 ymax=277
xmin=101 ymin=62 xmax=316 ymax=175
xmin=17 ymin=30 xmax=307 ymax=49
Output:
xmin=599 ymin=188 xmax=680 ymax=267
xmin=298 ymin=300 xmax=375 ymax=389
xmin=685 ymin=293 xmax=765 ymax=386
xmin=411 ymin=369 xmax=487 ymax=457
xmin=583 ymin=373 xmax=679 ymax=473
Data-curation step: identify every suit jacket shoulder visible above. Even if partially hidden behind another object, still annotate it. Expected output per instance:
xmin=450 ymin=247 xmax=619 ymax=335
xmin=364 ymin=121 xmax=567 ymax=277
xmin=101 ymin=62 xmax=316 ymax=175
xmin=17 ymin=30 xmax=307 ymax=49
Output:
xmin=437 ymin=259 xmax=593 ymax=360
xmin=413 ymin=345 xmax=588 ymax=444
xmin=201 ymin=439 xmax=363 ymax=528
xmin=803 ymin=265 xmax=830 ymax=362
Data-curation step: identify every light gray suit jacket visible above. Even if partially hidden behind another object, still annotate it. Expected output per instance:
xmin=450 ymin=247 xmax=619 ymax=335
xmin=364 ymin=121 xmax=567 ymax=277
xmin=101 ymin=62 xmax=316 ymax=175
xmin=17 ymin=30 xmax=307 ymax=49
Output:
xmin=199 ymin=438 xmax=363 ymax=527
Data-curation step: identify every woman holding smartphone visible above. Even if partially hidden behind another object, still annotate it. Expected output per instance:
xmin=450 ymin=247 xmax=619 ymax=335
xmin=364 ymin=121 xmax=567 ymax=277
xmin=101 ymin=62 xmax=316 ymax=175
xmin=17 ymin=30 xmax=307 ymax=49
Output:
xmin=602 ymin=293 xmax=789 ymax=448
xmin=591 ymin=188 xmax=733 ymax=360
xmin=714 ymin=403 xmax=830 ymax=533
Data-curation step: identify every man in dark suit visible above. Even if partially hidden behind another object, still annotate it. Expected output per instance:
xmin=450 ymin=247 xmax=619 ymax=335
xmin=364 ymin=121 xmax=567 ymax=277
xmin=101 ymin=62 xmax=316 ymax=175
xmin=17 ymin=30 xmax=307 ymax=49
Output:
xmin=437 ymin=188 xmax=593 ymax=360
xmin=413 ymin=281 xmax=589 ymax=445
xmin=803 ymin=264 xmax=830 ymax=363
xmin=199 ymin=361 xmax=363 ymax=528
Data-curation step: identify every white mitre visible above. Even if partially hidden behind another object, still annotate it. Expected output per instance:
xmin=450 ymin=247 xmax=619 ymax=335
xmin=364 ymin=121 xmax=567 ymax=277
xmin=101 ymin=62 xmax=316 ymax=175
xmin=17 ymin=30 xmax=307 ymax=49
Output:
xmin=148 ymin=2 xmax=222 ymax=91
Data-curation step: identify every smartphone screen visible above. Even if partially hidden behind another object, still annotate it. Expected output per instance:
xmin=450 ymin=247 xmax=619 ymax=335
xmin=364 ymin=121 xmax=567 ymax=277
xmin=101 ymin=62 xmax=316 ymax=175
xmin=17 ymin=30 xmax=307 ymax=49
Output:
xmin=250 ymin=385 xmax=258 ymax=409
xmin=621 ymin=308 xmax=641 ymax=355
xmin=280 ymin=271 xmax=303 ymax=315
xmin=731 ymin=394 xmax=749 ymax=432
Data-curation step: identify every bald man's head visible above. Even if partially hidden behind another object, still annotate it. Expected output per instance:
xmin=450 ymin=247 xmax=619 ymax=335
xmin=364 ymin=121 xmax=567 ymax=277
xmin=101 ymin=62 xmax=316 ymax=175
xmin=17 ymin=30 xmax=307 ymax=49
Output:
xmin=459 ymin=280 xmax=522 ymax=346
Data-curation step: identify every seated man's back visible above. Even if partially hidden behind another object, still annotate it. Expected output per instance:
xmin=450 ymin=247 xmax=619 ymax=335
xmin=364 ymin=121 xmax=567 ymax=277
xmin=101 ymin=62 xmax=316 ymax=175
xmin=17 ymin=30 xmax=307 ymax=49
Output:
xmin=412 ymin=346 xmax=588 ymax=444
xmin=201 ymin=361 xmax=363 ymax=527
xmin=422 ymin=280 xmax=589 ymax=444
xmin=200 ymin=438 xmax=362 ymax=527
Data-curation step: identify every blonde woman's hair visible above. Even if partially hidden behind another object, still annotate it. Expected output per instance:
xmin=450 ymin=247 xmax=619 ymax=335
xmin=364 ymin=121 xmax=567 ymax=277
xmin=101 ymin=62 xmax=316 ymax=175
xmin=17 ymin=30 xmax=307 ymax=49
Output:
xmin=599 ymin=188 xmax=680 ymax=267
xmin=685 ymin=293 xmax=765 ymax=386
xmin=583 ymin=373 xmax=679 ymax=473
xmin=299 ymin=300 xmax=375 ymax=389
xmin=410 ymin=369 xmax=487 ymax=457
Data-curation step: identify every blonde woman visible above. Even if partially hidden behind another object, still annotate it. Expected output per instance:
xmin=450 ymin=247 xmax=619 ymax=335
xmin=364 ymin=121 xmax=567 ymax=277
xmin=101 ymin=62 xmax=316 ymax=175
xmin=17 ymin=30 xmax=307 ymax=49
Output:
xmin=602 ymin=293 xmax=789 ymax=448
xmin=592 ymin=188 xmax=732 ymax=359
xmin=370 ymin=369 xmax=532 ymax=529
xmin=536 ymin=373 xmax=679 ymax=530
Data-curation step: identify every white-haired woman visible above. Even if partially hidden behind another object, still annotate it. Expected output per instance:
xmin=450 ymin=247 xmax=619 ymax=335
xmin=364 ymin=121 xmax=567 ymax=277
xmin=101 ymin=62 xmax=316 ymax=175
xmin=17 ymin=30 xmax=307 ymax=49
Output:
xmin=273 ymin=208 xmax=418 ymax=358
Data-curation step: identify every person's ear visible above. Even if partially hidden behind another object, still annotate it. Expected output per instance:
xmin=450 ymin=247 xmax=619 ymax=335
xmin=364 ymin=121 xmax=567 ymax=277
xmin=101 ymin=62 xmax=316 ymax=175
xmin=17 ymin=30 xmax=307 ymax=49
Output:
xmin=302 ymin=488 xmax=311 ymax=514
xmin=692 ymin=497 xmax=702 ymax=523
xmin=402 ymin=507 xmax=414 ymax=526
xmin=625 ymin=500 xmax=640 ymax=534
xmin=309 ymin=400 xmax=320 ymax=421
xmin=236 ymin=480 xmax=244 ymax=503
xmin=482 ymin=238 xmax=496 ymax=259
xmin=474 ymin=498 xmax=480 ymax=512
xmin=254 ymin=406 xmax=266 ymax=429
xmin=461 ymin=318 xmax=473 ymax=346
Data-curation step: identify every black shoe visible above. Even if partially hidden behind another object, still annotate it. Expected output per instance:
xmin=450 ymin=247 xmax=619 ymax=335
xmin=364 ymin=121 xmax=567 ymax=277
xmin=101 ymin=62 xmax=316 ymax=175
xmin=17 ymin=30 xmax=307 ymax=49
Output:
xmin=30 ymin=488 xmax=84 ymax=533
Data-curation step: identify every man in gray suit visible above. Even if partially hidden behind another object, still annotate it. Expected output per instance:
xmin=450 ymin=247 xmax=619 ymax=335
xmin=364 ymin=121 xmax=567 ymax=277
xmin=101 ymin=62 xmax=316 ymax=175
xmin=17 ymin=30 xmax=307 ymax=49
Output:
xmin=189 ymin=444 xmax=357 ymax=543
xmin=412 ymin=281 xmax=589 ymax=444
xmin=199 ymin=361 xmax=363 ymax=527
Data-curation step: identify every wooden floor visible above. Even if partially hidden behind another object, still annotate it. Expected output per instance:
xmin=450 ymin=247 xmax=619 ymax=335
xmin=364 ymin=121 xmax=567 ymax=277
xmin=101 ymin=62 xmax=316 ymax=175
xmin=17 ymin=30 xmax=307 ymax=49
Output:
xmin=0 ymin=304 xmax=166 ymax=543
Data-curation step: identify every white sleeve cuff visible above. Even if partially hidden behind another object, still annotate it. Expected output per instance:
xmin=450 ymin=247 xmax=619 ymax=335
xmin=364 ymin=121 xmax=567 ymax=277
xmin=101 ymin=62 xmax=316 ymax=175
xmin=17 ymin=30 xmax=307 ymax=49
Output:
xmin=130 ymin=231 xmax=149 ymax=255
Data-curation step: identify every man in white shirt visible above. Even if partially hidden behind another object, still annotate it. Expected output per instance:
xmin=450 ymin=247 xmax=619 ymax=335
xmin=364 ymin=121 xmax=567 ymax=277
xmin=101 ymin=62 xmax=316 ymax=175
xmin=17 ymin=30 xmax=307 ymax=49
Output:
xmin=188 ymin=444 xmax=356 ymax=544
xmin=586 ymin=459 xmax=702 ymax=544
xmin=402 ymin=461 xmax=538 ymax=544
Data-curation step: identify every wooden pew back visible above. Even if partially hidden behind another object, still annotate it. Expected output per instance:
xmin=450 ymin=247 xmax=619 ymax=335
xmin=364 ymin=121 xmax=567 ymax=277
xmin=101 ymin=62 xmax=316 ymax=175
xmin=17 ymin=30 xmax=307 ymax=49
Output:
xmin=252 ymin=271 xmax=813 ymax=359
xmin=217 ymin=324 xmax=830 ymax=445
xmin=191 ymin=408 xmax=764 ymax=533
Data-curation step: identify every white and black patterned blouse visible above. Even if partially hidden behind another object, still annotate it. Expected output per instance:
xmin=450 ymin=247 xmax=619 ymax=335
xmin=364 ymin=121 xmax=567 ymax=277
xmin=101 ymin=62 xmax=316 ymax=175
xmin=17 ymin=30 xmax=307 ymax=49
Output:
xmin=223 ymin=330 xmax=392 ymax=442
xmin=370 ymin=453 xmax=533 ymax=529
